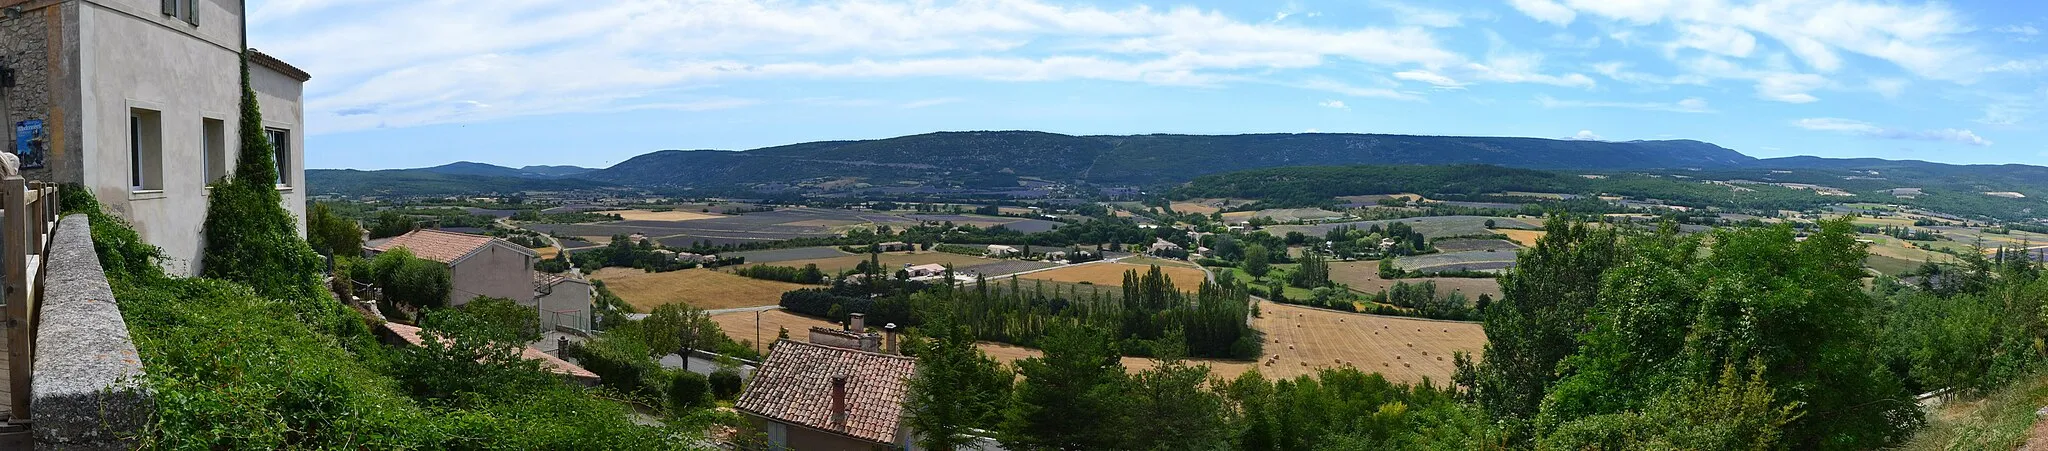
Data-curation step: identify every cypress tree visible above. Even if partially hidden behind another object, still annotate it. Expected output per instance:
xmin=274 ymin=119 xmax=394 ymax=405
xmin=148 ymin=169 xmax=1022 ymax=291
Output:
xmin=200 ymin=51 xmax=326 ymax=312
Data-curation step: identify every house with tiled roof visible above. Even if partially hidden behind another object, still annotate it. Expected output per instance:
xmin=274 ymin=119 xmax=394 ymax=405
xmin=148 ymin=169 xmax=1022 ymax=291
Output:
xmin=367 ymin=229 xmax=539 ymax=307
xmin=736 ymin=339 xmax=919 ymax=450
xmin=377 ymin=322 xmax=600 ymax=386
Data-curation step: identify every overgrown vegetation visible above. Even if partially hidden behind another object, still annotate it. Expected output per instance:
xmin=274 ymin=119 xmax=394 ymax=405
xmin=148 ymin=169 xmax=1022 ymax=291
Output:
xmin=87 ymin=52 xmax=713 ymax=449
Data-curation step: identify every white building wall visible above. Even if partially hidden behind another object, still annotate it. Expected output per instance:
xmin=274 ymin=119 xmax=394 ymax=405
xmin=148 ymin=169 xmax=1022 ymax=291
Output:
xmin=74 ymin=0 xmax=303 ymax=276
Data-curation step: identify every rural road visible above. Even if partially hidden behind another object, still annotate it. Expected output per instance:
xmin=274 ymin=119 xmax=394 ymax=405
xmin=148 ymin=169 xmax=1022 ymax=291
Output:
xmin=705 ymin=305 xmax=784 ymax=315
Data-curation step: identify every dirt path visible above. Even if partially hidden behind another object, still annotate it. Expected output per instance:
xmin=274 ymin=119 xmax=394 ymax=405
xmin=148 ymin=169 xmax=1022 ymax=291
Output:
xmin=2022 ymin=414 xmax=2048 ymax=451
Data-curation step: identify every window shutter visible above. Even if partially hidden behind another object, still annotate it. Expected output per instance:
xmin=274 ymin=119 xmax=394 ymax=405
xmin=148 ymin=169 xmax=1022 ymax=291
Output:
xmin=184 ymin=0 xmax=198 ymax=26
xmin=162 ymin=0 xmax=176 ymax=15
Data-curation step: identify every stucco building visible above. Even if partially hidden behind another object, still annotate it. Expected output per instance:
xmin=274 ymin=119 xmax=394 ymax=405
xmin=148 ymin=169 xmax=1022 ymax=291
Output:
xmin=0 ymin=0 xmax=308 ymax=276
xmin=368 ymin=229 xmax=540 ymax=307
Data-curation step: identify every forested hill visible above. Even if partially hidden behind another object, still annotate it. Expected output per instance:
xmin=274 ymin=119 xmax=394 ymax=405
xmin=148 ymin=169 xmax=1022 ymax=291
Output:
xmin=572 ymin=131 xmax=1757 ymax=187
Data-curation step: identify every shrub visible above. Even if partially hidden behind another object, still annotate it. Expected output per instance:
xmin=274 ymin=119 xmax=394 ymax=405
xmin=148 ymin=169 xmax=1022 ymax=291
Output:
xmin=710 ymin=369 xmax=744 ymax=400
xmin=670 ymin=371 xmax=712 ymax=410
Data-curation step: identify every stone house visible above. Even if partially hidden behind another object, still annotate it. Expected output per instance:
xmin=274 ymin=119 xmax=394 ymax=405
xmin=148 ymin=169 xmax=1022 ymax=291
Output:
xmin=368 ymin=229 xmax=539 ymax=307
xmin=1 ymin=0 xmax=309 ymax=276
xmin=736 ymin=339 xmax=918 ymax=450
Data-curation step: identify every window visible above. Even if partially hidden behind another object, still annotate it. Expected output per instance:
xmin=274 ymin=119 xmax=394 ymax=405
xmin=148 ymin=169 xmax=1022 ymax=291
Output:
xmin=129 ymin=109 xmax=164 ymax=191
xmin=202 ymin=118 xmax=226 ymax=183
xmin=265 ymin=128 xmax=291 ymax=186
xmin=161 ymin=0 xmax=197 ymax=25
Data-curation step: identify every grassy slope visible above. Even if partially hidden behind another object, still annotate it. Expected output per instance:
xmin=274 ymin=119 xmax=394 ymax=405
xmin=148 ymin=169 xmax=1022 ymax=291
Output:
xmin=1898 ymin=373 xmax=2048 ymax=450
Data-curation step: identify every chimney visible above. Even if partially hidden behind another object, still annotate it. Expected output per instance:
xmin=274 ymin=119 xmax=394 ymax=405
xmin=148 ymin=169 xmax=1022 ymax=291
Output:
xmin=830 ymin=375 xmax=849 ymax=427
xmin=848 ymin=313 xmax=866 ymax=333
xmin=884 ymin=323 xmax=899 ymax=354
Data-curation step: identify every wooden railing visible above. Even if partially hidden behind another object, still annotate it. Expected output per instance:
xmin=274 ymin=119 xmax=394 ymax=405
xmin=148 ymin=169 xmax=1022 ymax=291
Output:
xmin=4 ymin=176 xmax=58 ymax=419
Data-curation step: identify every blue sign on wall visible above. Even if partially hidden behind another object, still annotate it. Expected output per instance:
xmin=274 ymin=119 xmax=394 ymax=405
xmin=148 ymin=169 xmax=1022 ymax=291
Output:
xmin=14 ymin=120 xmax=44 ymax=169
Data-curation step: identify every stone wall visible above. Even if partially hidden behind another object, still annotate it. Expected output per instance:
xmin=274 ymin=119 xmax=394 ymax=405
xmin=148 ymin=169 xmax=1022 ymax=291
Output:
xmin=0 ymin=2 xmax=79 ymax=185
xmin=32 ymin=214 xmax=153 ymax=450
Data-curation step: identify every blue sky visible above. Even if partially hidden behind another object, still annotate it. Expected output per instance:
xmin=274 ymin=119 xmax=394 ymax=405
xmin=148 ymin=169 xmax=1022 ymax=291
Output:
xmin=246 ymin=0 xmax=2048 ymax=170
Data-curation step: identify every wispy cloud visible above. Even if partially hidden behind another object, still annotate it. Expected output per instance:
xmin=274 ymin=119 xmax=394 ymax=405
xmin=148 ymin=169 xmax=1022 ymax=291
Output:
xmin=1298 ymin=79 xmax=1425 ymax=102
xmin=1318 ymin=100 xmax=1350 ymax=110
xmin=1793 ymin=118 xmax=1992 ymax=146
xmin=1567 ymin=130 xmax=1605 ymax=141
xmin=1536 ymin=95 xmax=1713 ymax=113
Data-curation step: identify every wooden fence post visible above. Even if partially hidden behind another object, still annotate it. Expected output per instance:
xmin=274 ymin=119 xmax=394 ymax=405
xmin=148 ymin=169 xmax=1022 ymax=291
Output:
xmin=5 ymin=176 xmax=29 ymax=418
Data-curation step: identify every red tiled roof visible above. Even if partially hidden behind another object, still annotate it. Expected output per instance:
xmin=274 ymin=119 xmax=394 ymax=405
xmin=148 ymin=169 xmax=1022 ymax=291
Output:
xmin=379 ymin=322 xmax=599 ymax=383
xmin=369 ymin=229 xmax=508 ymax=264
xmin=736 ymin=340 xmax=917 ymax=445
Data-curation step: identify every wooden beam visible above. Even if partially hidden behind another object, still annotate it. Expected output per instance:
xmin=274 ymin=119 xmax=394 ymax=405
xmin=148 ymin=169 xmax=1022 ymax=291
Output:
xmin=5 ymin=176 xmax=28 ymax=418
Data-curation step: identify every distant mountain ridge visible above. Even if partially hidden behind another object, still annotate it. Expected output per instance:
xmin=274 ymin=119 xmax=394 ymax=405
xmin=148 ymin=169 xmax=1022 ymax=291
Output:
xmin=572 ymin=131 xmax=1760 ymax=188
xmin=310 ymin=131 xmax=2048 ymax=199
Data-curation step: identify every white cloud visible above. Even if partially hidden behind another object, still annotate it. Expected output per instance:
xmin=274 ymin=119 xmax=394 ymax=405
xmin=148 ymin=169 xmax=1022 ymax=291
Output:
xmin=1393 ymin=70 xmax=1467 ymax=89
xmin=1299 ymin=79 xmax=1426 ymax=102
xmin=1793 ymin=118 xmax=1993 ymax=146
xmin=1568 ymin=130 xmax=1606 ymax=141
xmin=260 ymin=0 xmax=1472 ymax=132
xmin=1536 ymin=94 xmax=1714 ymax=113
xmin=1544 ymin=0 xmax=1986 ymax=82
xmin=1591 ymin=61 xmax=1709 ymax=85
xmin=1304 ymin=128 xmax=1321 ymax=133
xmin=1507 ymin=0 xmax=1577 ymax=26
xmin=1373 ymin=1 xmax=1464 ymax=28
xmin=1674 ymin=24 xmax=1758 ymax=58
xmin=1318 ymin=100 xmax=1350 ymax=110
xmin=1995 ymin=24 xmax=2039 ymax=41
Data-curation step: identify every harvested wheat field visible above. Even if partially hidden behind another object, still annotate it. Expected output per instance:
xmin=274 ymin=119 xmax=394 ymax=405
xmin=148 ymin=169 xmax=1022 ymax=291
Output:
xmin=1170 ymin=201 xmax=1223 ymax=215
xmin=614 ymin=209 xmax=724 ymax=221
xmin=1329 ymin=261 xmax=1502 ymax=300
xmin=960 ymin=302 xmax=1486 ymax=385
xmin=591 ymin=267 xmax=808 ymax=311
xmin=1243 ymin=302 xmax=1485 ymax=384
xmin=1017 ymin=263 xmax=1209 ymax=291
xmin=1496 ymin=229 xmax=1547 ymax=247
xmin=714 ymin=302 xmax=1486 ymax=385
xmin=533 ymin=247 xmax=559 ymax=260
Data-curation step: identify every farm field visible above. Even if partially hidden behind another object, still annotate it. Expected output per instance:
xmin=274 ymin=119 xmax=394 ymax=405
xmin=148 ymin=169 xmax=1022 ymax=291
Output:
xmin=591 ymin=268 xmax=809 ymax=311
xmin=1329 ymin=261 xmax=1503 ymax=300
xmin=959 ymin=260 xmax=1062 ymax=277
xmin=1392 ymin=251 xmax=1517 ymax=273
xmin=1122 ymin=255 xmax=1199 ymax=268
xmin=725 ymin=246 xmax=849 ymax=264
xmin=1017 ymin=262 xmax=1210 ymax=291
xmin=527 ymin=207 xmax=922 ymax=248
xmin=1247 ymin=208 xmax=1346 ymax=222
xmin=1866 ymin=255 xmax=1922 ymax=277
xmin=715 ymin=302 xmax=1485 ymax=385
xmin=1170 ymin=202 xmax=1222 ymax=215
xmin=903 ymin=214 xmax=1063 ymax=233
xmin=533 ymin=247 xmax=559 ymax=260
xmin=1268 ymin=216 xmax=1534 ymax=240
xmin=741 ymin=251 xmax=1003 ymax=274
xmin=1432 ymin=239 xmax=1522 ymax=253
xmin=613 ymin=209 xmax=724 ymax=221
xmin=1495 ymin=229 xmax=1547 ymax=246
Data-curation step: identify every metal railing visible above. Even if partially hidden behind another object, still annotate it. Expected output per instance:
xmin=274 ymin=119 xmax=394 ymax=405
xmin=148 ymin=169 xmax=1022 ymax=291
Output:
xmin=4 ymin=177 xmax=59 ymax=419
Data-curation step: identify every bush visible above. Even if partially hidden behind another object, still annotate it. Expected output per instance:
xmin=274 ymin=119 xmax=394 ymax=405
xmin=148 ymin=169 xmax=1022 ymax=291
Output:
xmin=670 ymin=371 xmax=712 ymax=410
xmin=710 ymin=369 xmax=744 ymax=400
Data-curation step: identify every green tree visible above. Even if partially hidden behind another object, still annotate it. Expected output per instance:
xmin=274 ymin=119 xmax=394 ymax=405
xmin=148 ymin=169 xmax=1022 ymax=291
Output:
xmin=463 ymin=296 xmax=542 ymax=343
xmin=1244 ymin=244 xmax=1272 ymax=279
xmin=1455 ymin=217 xmax=1620 ymax=440
xmin=306 ymin=202 xmax=363 ymax=257
xmin=1123 ymin=347 xmax=1230 ymax=450
xmin=371 ymin=249 xmax=452 ymax=310
xmin=1002 ymin=325 xmax=1130 ymax=450
xmin=906 ymin=303 xmax=1015 ymax=450
xmin=370 ymin=210 xmax=415 ymax=239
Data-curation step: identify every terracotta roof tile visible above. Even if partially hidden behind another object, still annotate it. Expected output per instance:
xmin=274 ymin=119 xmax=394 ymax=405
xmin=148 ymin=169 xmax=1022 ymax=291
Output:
xmin=379 ymin=322 xmax=599 ymax=383
xmin=736 ymin=340 xmax=917 ymax=445
xmin=369 ymin=229 xmax=501 ymax=264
